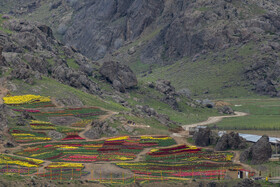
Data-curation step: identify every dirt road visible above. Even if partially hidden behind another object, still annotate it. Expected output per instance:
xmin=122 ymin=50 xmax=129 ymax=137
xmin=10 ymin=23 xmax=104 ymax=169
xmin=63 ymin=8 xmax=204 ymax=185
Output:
xmin=182 ymin=112 xmax=248 ymax=131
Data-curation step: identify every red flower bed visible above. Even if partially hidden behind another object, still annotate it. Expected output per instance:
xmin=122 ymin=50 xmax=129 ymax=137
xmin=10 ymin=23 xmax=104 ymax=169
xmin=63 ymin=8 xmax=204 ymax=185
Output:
xmin=62 ymin=134 xmax=85 ymax=141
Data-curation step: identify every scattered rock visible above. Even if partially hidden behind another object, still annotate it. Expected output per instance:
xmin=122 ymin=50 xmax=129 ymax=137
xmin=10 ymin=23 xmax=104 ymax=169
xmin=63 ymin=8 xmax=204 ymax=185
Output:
xmin=233 ymin=178 xmax=261 ymax=187
xmin=48 ymin=131 xmax=63 ymax=140
xmin=202 ymin=99 xmax=215 ymax=108
xmin=99 ymin=61 xmax=138 ymax=92
xmin=142 ymin=105 xmax=157 ymax=116
xmin=240 ymin=135 xmax=272 ymax=164
xmin=4 ymin=141 xmax=15 ymax=148
xmin=215 ymin=132 xmax=247 ymax=151
xmin=84 ymin=120 xmax=118 ymax=139
xmin=123 ymin=125 xmax=134 ymax=133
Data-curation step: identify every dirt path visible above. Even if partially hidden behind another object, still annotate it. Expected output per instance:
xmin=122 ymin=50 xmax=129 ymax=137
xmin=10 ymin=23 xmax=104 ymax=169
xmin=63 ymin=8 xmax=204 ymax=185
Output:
xmin=182 ymin=112 xmax=248 ymax=131
xmin=232 ymin=151 xmax=257 ymax=173
xmin=79 ymin=109 xmax=119 ymax=141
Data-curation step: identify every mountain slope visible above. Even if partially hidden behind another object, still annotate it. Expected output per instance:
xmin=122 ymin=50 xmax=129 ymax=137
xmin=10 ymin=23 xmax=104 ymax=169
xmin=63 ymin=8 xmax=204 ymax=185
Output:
xmin=2 ymin=0 xmax=279 ymax=98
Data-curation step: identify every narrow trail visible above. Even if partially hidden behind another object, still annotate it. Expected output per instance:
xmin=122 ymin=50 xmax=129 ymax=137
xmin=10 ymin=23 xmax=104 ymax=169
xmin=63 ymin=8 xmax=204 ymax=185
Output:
xmin=79 ymin=109 xmax=119 ymax=141
xmin=182 ymin=112 xmax=248 ymax=131
xmin=232 ymin=151 xmax=257 ymax=173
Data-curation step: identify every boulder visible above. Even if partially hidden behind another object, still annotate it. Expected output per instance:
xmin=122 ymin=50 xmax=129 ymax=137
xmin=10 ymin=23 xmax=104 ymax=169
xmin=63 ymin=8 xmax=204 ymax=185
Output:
xmin=202 ymin=99 xmax=215 ymax=108
xmin=99 ymin=61 xmax=137 ymax=92
xmin=215 ymin=132 xmax=247 ymax=151
xmin=48 ymin=131 xmax=63 ymax=140
xmin=193 ymin=128 xmax=218 ymax=147
xmin=155 ymin=79 xmax=176 ymax=95
xmin=218 ymin=106 xmax=234 ymax=114
xmin=240 ymin=135 xmax=272 ymax=164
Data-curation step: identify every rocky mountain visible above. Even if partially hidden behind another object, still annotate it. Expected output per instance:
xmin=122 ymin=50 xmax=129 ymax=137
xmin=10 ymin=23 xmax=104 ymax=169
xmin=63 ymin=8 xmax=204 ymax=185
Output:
xmin=1 ymin=0 xmax=280 ymax=97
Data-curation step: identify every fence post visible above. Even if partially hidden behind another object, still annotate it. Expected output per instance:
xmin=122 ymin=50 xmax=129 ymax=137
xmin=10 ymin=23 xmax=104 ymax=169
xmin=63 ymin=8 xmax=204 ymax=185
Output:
xmin=28 ymin=167 xmax=29 ymax=176
xmin=50 ymin=168 xmax=52 ymax=180
xmin=100 ymin=170 xmax=102 ymax=182
xmin=6 ymin=163 xmax=8 ymax=174
xmin=91 ymin=170 xmax=93 ymax=181
xmin=123 ymin=172 xmax=124 ymax=184
xmin=134 ymin=173 xmax=136 ymax=183
xmin=80 ymin=168 xmax=82 ymax=178
xmin=60 ymin=168 xmax=62 ymax=182
xmin=161 ymin=170 xmax=163 ymax=181
xmin=72 ymin=168 xmax=74 ymax=180
xmin=18 ymin=165 xmax=20 ymax=175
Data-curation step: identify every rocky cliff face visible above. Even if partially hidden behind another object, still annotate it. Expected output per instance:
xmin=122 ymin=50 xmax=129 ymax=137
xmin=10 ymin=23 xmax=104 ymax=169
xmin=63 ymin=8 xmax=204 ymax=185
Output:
xmin=2 ymin=0 xmax=280 ymax=97
xmin=0 ymin=18 xmax=101 ymax=95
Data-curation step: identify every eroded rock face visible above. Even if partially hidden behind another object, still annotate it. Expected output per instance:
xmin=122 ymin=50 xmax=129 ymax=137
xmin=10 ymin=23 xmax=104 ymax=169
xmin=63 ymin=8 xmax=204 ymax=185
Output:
xmin=99 ymin=61 xmax=137 ymax=92
xmin=240 ymin=135 xmax=272 ymax=164
xmin=215 ymin=132 xmax=247 ymax=151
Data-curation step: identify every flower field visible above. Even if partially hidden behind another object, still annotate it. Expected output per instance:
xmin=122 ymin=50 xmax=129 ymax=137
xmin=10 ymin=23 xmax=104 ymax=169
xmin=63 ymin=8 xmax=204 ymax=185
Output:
xmin=15 ymin=136 xmax=176 ymax=162
xmin=30 ymin=120 xmax=56 ymax=130
xmin=0 ymin=154 xmax=44 ymax=168
xmin=145 ymin=144 xmax=234 ymax=162
xmin=116 ymin=161 xmax=241 ymax=180
xmin=9 ymin=128 xmax=51 ymax=143
xmin=37 ymin=163 xmax=87 ymax=180
xmin=31 ymin=107 xmax=106 ymax=121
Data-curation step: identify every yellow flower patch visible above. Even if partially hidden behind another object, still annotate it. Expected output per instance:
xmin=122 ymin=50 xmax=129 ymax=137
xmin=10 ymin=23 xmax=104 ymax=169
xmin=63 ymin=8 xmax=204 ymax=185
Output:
xmin=30 ymin=120 xmax=52 ymax=124
xmin=47 ymin=162 xmax=84 ymax=168
xmin=141 ymin=136 xmax=172 ymax=140
xmin=107 ymin=136 xmax=129 ymax=141
xmin=11 ymin=133 xmax=35 ymax=137
xmin=3 ymin=95 xmax=51 ymax=105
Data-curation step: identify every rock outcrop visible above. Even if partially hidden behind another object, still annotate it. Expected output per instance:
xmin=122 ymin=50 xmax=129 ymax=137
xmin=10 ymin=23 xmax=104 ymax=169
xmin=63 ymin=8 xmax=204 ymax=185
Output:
xmin=193 ymin=128 xmax=218 ymax=147
xmin=215 ymin=132 xmax=247 ymax=151
xmin=155 ymin=79 xmax=179 ymax=110
xmin=0 ymin=19 xmax=101 ymax=95
xmin=99 ymin=61 xmax=137 ymax=92
xmin=84 ymin=120 xmax=119 ymax=139
xmin=240 ymin=135 xmax=272 ymax=164
xmin=218 ymin=106 xmax=234 ymax=115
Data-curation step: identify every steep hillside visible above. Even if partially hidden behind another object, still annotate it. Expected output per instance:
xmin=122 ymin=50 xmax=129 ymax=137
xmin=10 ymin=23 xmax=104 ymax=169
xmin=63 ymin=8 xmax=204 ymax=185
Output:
xmin=0 ymin=15 xmax=222 ymax=138
xmin=2 ymin=0 xmax=279 ymax=98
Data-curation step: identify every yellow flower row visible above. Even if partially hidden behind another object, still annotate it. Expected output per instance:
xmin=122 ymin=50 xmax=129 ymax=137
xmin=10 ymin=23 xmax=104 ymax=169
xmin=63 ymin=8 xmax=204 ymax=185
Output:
xmin=3 ymin=95 xmax=51 ymax=105
xmin=30 ymin=120 xmax=52 ymax=124
xmin=47 ymin=162 xmax=84 ymax=168
xmin=30 ymin=125 xmax=55 ymax=130
xmin=115 ymin=156 xmax=134 ymax=161
xmin=107 ymin=136 xmax=129 ymax=141
xmin=141 ymin=136 xmax=172 ymax=140
xmin=0 ymin=154 xmax=43 ymax=168
xmin=11 ymin=133 xmax=35 ymax=137
xmin=15 ymin=137 xmax=51 ymax=140
xmin=55 ymin=145 xmax=78 ymax=149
